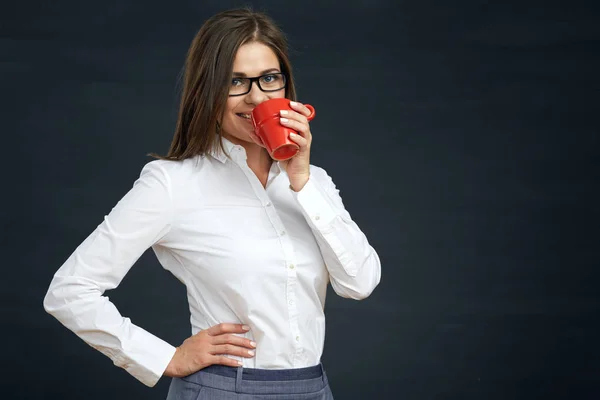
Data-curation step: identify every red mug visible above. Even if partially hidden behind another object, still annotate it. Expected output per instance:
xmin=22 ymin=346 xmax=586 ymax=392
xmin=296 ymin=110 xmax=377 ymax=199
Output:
xmin=251 ymin=98 xmax=316 ymax=161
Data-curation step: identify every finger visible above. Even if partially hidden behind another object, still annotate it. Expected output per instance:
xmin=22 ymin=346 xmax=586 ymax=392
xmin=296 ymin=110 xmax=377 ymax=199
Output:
xmin=211 ymin=344 xmax=256 ymax=358
xmin=212 ymin=355 xmax=244 ymax=367
xmin=289 ymin=132 xmax=309 ymax=149
xmin=289 ymin=101 xmax=312 ymax=118
xmin=206 ymin=323 xmax=250 ymax=336
xmin=279 ymin=109 xmax=307 ymax=125
xmin=280 ymin=118 xmax=310 ymax=138
xmin=211 ymin=334 xmax=257 ymax=349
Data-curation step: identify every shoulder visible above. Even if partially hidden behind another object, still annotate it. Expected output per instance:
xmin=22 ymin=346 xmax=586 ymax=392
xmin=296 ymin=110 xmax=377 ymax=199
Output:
xmin=138 ymin=156 xmax=215 ymax=203
xmin=140 ymin=155 xmax=208 ymax=183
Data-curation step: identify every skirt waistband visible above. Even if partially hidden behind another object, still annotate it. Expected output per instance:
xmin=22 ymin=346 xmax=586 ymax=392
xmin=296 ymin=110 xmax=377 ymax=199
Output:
xmin=198 ymin=363 xmax=324 ymax=381
xmin=179 ymin=363 xmax=329 ymax=395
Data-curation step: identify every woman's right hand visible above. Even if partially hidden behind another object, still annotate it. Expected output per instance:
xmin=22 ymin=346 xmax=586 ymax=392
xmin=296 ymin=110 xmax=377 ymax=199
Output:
xmin=163 ymin=323 xmax=256 ymax=378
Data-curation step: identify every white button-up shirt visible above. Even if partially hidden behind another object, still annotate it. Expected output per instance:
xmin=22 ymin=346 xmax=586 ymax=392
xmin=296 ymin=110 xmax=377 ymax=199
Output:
xmin=43 ymin=137 xmax=381 ymax=387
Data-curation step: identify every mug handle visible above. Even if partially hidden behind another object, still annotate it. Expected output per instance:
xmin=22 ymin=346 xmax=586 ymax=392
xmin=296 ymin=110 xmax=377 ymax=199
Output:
xmin=304 ymin=104 xmax=316 ymax=121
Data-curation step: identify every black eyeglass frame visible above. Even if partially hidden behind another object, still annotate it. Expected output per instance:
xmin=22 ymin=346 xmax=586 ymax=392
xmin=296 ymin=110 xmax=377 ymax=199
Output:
xmin=228 ymin=72 xmax=287 ymax=97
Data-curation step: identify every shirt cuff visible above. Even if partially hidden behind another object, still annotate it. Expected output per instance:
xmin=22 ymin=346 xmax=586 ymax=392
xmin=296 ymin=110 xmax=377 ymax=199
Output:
xmin=290 ymin=176 xmax=339 ymax=231
xmin=116 ymin=328 xmax=177 ymax=387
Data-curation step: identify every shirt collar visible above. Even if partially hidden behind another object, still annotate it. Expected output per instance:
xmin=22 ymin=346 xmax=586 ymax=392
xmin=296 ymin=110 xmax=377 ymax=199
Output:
xmin=209 ymin=135 xmax=236 ymax=163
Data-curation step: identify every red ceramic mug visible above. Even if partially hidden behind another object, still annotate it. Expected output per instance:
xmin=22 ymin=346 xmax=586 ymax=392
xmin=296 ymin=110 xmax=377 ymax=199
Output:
xmin=251 ymin=98 xmax=316 ymax=161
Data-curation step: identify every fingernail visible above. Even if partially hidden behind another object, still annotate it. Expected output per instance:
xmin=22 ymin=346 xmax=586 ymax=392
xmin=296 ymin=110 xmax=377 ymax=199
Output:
xmin=280 ymin=110 xmax=288 ymax=115
xmin=248 ymin=350 xmax=255 ymax=356
xmin=290 ymin=101 xmax=298 ymax=106
xmin=242 ymin=325 xmax=250 ymax=331
xmin=280 ymin=117 xmax=289 ymax=123
xmin=290 ymin=132 xmax=298 ymax=137
xmin=250 ymin=341 xmax=257 ymax=347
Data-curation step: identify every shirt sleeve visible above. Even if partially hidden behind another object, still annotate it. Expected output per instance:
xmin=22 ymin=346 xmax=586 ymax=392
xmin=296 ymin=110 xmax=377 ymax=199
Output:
xmin=43 ymin=161 xmax=177 ymax=387
xmin=290 ymin=166 xmax=382 ymax=300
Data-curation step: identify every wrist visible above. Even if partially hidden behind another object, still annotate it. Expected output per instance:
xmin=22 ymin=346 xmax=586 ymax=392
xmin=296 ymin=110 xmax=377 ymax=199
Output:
xmin=164 ymin=347 xmax=181 ymax=377
xmin=289 ymin=174 xmax=310 ymax=192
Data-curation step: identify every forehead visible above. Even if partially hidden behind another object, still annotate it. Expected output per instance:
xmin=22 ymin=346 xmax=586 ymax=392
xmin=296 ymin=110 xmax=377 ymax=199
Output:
xmin=232 ymin=41 xmax=280 ymax=75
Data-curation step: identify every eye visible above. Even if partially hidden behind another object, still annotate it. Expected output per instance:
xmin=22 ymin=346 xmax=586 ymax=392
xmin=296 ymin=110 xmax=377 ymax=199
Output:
xmin=261 ymin=74 xmax=278 ymax=83
xmin=231 ymin=78 xmax=244 ymax=86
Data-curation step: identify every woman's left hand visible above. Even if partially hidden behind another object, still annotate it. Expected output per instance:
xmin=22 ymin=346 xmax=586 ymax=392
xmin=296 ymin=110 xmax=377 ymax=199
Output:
xmin=249 ymin=101 xmax=313 ymax=191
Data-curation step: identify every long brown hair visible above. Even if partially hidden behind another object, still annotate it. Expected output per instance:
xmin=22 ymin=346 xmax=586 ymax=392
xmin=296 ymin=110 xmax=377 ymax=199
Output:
xmin=148 ymin=8 xmax=297 ymax=161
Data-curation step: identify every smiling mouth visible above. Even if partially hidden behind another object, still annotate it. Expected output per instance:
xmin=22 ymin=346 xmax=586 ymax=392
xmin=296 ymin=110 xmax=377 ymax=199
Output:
xmin=236 ymin=113 xmax=252 ymax=121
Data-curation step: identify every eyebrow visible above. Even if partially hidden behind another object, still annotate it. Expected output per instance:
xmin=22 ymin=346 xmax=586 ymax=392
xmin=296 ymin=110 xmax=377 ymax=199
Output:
xmin=232 ymin=68 xmax=281 ymax=78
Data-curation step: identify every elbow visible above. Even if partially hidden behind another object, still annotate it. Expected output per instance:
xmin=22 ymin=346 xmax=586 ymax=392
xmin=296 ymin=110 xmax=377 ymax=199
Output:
xmin=331 ymin=279 xmax=379 ymax=300
xmin=42 ymin=275 xmax=102 ymax=319
xmin=348 ymin=289 xmax=375 ymax=301
xmin=331 ymin=259 xmax=381 ymax=300
xmin=43 ymin=291 xmax=52 ymax=315
xmin=357 ymin=273 xmax=381 ymax=300
xmin=43 ymin=280 xmax=64 ymax=317
xmin=338 ymin=275 xmax=380 ymax=300
xmin=43 ymin=281 xmax=57 ymax=315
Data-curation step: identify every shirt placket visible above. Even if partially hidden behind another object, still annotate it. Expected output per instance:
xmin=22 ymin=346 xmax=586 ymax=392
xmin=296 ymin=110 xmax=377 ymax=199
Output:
xmin=232 ymin=149 xmax=304 ymax=365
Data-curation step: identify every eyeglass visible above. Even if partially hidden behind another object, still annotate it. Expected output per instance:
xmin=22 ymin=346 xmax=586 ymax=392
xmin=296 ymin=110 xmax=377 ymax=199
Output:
xmin=228 ymin=72 xmax=287 ymax=96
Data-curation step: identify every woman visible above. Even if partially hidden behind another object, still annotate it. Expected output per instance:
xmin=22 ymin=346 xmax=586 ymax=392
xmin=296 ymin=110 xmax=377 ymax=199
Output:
xmin=43 ymin=8 xmax=381 ymax=399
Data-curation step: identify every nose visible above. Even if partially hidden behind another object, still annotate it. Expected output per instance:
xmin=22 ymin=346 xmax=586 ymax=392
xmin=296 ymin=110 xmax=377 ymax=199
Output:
xmin=245 ymin=80 xmax=269 ymax=106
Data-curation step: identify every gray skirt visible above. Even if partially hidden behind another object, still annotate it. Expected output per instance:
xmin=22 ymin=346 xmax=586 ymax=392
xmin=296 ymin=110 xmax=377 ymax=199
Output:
xmin=166 ymin=363 xmax=334 ymax=399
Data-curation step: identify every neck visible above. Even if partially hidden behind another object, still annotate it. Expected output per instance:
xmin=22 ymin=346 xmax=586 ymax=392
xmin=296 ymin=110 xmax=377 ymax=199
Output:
xmin=221 ymin=133 xmax=273 ymax=175
xmin=244 ymin=143 xmax=273 ymax=175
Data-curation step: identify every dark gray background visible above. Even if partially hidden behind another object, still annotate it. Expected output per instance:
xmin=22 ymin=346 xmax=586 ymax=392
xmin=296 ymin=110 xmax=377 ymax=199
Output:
xmin=3 ymin=0 xmax=599 ymax=399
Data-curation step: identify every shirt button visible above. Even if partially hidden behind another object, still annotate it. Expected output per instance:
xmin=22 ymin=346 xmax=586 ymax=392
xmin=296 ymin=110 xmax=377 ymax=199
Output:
xmin=314 ymin=215 xmax=320 ymax=221
xmin=296 ymin=336 xmax=300 ymax=342
xmin=289 ymin=300 xmax=294 ymax=306
xmin=289 ymin=264 xmax=295 ymax=270
xmin=280 ymin=230 xmax=286 ymax=236
xmin=265 ymin=202 xmax=272 ymax=207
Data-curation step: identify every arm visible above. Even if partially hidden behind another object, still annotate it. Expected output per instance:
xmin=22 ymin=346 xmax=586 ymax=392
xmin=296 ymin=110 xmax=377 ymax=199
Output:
xmin=250 ymin=100 xmax=381 ymax=299
xmin=43 ymin=161 xmax=177 ymax=387
xmin=291 ymin=166 xmax=382 ymax=300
